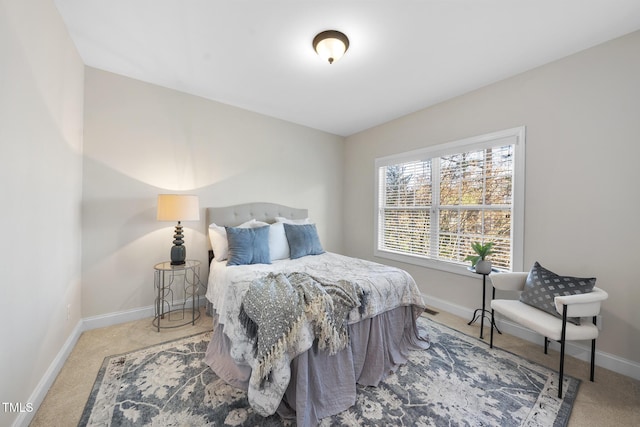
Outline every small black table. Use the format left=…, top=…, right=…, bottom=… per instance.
left=467, top=267, right=501, bottom=339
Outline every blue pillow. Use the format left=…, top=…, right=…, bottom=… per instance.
left=283, top=223, right=325, bottom=259
left=225, top=225, right=271, bottom=266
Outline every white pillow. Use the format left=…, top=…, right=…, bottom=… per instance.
left=208, top=224, right=228, bottom=261
left=269, top=222, right=290, bottom=260
left=208, top=219, right=264, bottom=261
left=275, top=216, right=311, bottom=225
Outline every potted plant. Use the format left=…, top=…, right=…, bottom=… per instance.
left=465, top=241, right=494, bottom=274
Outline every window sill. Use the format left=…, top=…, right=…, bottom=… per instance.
left=374, top=249, right=507, bottom=277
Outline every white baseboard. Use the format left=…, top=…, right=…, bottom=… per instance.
left=12, top=320, right=83, bottom=427
left=423, top=293, right=640, bottom=381
left=83, top=305, right=156, bottom=331
left=83, top=297, right=207, bottom=331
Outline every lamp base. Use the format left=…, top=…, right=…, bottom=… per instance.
left=169, top=221, right=186, bottom=265
left=170, top=244, right=186, bottom=265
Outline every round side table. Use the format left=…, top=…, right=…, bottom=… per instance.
left=153, top=260, right=202, bottom=332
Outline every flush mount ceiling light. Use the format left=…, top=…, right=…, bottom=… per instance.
left=313, top=30, right=349, bottom=64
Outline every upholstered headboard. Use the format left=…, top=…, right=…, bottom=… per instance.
left=205, top=202, right=308, bottom=228
left=205, top=203, right=308, bottom=264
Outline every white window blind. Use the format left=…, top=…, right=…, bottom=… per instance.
left=375, top=127, right=525, bottom=273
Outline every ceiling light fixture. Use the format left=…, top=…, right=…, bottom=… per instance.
left=313, top=30, right=349, bottom=64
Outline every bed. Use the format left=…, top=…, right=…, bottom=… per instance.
left=203, top=202, right=430, bottom=426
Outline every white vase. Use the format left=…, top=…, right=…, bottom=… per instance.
left=475, top=260, right=492, bottom=274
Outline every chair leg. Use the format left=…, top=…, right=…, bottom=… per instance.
left=544, top=337, right=548, bottom=354
left=590, top=338, right=596, bottom=382
left=558, top=305, right=568, bottom=398
left=490, top=308, right=495, bottom=348
left=591, top=315, right=597, bottom=382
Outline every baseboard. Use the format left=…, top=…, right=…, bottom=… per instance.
left=12, top=320, right=83, bottom=427
left=83, top=297, right=207, bottom=331
left=82, top=305, right=155, bottom=331
left=423, top=293, right=640, bottom=381
left=423, top=294, right=472, bottom=320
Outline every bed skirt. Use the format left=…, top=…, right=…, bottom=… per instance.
left=204, top=305, right=430, bottom=426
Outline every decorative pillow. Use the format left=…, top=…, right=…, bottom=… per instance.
left=268, top=222, right=290, bottom=260
left=208, top=219, right=263, bottom=262
left=283, top=223, right=325, bottom=259
left=519, top=262, right=596, bottom=325
left=225, top=225, right=271, bottom=266
left=275, top=216, right=311, bottom=225
left=208, top=223, right=228, bottom=261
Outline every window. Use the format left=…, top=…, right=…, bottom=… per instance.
left=375, top=127, right=525, bottom=273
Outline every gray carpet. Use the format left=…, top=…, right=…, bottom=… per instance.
left=79, top=317, right=578, bottom=426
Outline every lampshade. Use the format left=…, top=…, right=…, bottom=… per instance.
left=157, top=194, right=200, bottom=222
left=157, top=194, right=199, bottom=265
left=313, top=30, right=349, bottom=64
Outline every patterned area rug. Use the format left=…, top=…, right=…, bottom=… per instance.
left=79, top=318, right=578, bottom=426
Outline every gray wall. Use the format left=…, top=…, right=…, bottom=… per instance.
left=344, top=31, right=640, bottom=366
left=0, top=0, right=84, bottom=425
left=81, top=68, right=344, bottom=318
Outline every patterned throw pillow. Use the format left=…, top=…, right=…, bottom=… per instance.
left=519, top=262, right=596, bottom=325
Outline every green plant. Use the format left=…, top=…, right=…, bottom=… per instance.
left=464, top=241, right=495, bottom=267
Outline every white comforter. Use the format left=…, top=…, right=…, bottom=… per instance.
left=205, top=252, right=426, bottom=415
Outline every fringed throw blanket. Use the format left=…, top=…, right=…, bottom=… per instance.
left=238, top=272, right=362, bottom=415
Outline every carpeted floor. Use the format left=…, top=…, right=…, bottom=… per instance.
left=77, top=317, right=578, bottom=426
left=30, top=307, right=640, bottom=426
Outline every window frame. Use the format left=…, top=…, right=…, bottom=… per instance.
left=374, top=126, right=526, bottom=275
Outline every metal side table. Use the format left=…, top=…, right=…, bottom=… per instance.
left=467, top=266, right=501, bottom=339
left=153, top=260, right=201, bottom=332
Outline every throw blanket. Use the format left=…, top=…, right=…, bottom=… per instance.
left=238, top=272, right=362, bottom=415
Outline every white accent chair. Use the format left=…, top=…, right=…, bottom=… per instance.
left=489, top=272, right=608, bottom=398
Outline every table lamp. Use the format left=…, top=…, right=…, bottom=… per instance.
left=157, top=194, right=200, bottom=265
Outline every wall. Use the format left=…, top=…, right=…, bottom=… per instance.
left=0, top=0, right=84, bottom=425
left=344, top=31, right=640, bottom=368
left=81, top=68, right=344, bottom=318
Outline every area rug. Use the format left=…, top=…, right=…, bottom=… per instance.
left=79, top=318, right=579, bottom=426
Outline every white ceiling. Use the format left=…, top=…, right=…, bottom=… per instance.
left=54, top=0, right=640, bottom=137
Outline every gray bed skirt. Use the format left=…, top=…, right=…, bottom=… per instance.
left=204, top=305, right=430, bottom=426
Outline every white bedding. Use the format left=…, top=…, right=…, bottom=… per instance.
left=207, top=252, right=425, bottom=336
left=205, top=252, right=427, bottom=416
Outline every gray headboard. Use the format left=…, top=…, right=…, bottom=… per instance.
left=205, top=202, right=308, bottom=228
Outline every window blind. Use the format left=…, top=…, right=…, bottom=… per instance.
left=375, top=127, right=525, bottom=272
